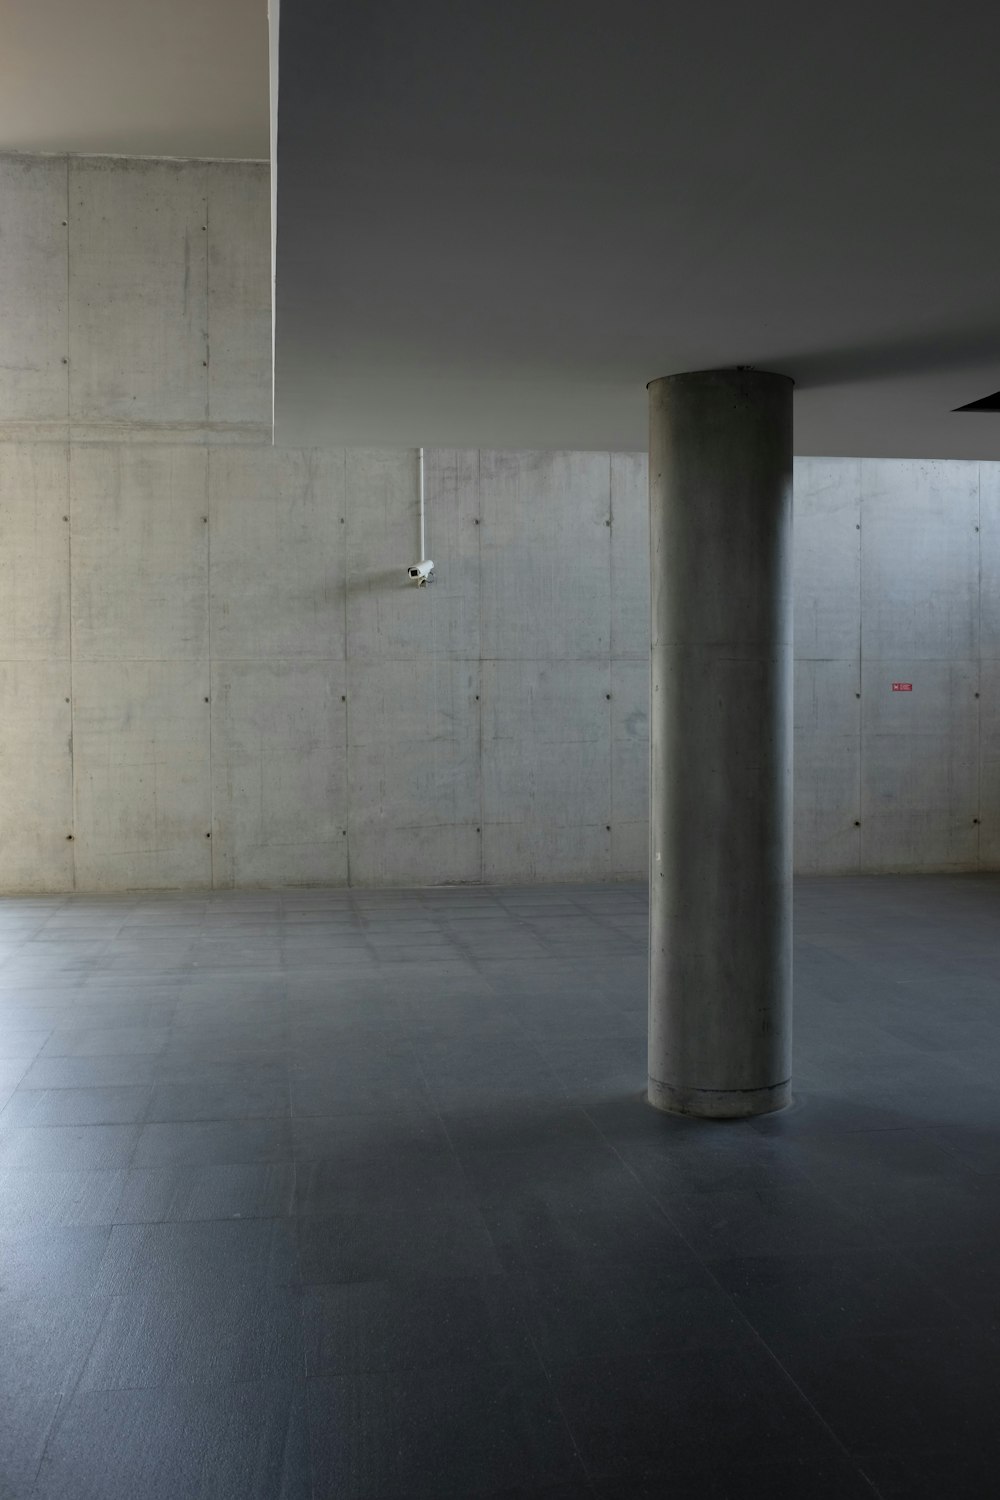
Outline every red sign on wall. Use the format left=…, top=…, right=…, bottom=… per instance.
left=892, top=682, right=913, bottom=692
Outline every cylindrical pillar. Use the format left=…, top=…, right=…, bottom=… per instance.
left=648, top=369, right=793, bottom=1119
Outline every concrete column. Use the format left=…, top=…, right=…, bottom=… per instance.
left=648, top=369, right=793, bottom=1118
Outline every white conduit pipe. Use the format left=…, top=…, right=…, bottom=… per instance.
left=407, top=448, right=434, bottom=584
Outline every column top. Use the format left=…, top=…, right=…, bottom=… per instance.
left=647, top=368, right=794, bottom=391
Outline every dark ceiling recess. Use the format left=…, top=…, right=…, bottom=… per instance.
left=954, top=391, right=1000, bottom=412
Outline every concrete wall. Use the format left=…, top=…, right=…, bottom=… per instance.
left=792, top=457, right=991, bottom=874
left=0, top=152, right=996, bottom=889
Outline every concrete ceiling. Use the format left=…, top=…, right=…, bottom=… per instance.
left=274, top=0, right=1000, bottom=456
left=0, top=0, right=269, bottom=159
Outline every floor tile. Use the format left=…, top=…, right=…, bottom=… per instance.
left=17, top=1055, right=160, bottom=1090
left=0, top=1123, right=141, bottom=1172
left=40, top=1026, right=170, bottom=1057
left=0, top=1167, right=126, bottom=1229
left=774, top=1324, right=1000, bottom=1455
left=33, top=1379, right=310, bottom=1500
left=440, top=1101, right=604, bottom=1155
left=711, top=1248, right=960, bottom=1347
left=132, top=1118, right=292, bottom=1169
left=307, top=1363, right=584, bottom=1499
left=464, top=1139, right=695, bottom=1276
left=298, top=1200, right=503, bottom=1284
left=509, top=1258, right=750, bottom=1366
left=1, top=1085, right=152, bottom=1127
left=146, top=1074, right=290, bottom=1123
left=303, top=1277, right=536, bottom=1375
left=593, top=1453, right=876, bottom=1498
left=79, top=1284, right=303, bottom=1391
left=0, top=1225, right=112, bottom=1297
left=855, top=1446, right=1000, bottom=1499
left=0, top=1388, right=65, bottom=1500
left=294, top=1150, right=466, bottom=1216
left=290, top=1109, right=449, bottom=1164
left=94, top=1219, right=299, bottom=1297
left=113, top=1163, right=296, bottom=1223
left=657, top=1177, right=873, bottom=1261
left=0, top=1029, right=50, bottom=1060
left=289, top=1056, right=431, bottom=1116
left=549, top=1345, right=831, bottom=1482
left=0, top=1291, right=110, bottom=1397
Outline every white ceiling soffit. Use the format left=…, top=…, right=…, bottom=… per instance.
left=0, top=0, right=269, bottom=159
left=273, top=0, right=1000, bottom=456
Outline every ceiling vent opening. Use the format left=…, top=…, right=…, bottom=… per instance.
left=954, top=391, right=1000, bottom=412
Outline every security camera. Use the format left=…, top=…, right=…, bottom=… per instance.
left=407, top=559, right=435, bottom=586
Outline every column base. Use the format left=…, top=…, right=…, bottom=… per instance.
left=647, top=1076, right=791, bottom=1120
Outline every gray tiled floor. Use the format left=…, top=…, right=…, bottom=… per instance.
left=2, top=876, right=1000, bottom=1497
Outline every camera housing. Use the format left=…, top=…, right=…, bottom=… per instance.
left=407, top=559, right=435, bottom=586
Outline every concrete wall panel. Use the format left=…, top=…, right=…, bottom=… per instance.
left=611, top=820, right=648, bottom=881
left=794, top=658, right=861, bottom=873
left=349, top=824, right=483, bottom=889
left=611, top=658, right=648, bottom=823
left=860, top=659, right=979, bottom=871
left=482, top=658, right=611, bottom=881
left=611, top=451, right=649, bottom=659
left=70, top=446, right=208, bottom=661
left=0, top=156, right=69, bottom=431
left=793, top=457, right=861, bottom=659
left=68, top=158, right=209, bottom=435
left=211, top=659, right=348, bottom=887
left=346, top=448, right=480, bottom=660
left=860, top=458, right=980, bottom=660
left=611, top=658, right=648, bottom=878
left=0, top=443, right=70, bottom=660
left=347, top=657, right=481, bottom=886
left=209, top=447, right=346, bottom=659
left=483, top=821, right=611, bottom=885
left=206, top=162, right=271, bottom=433
left=480, top=451, right=611, bottom=659
left=0, top=662, right=73, bottom=891
left=979, top=462, right=1000, bottom=659
left=72, top=661, right=211, bottom=890
left=977, top=658, right=1000, bottom=867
